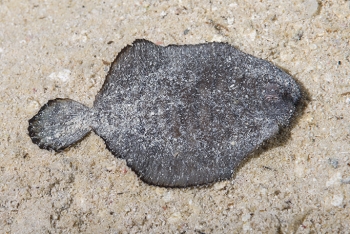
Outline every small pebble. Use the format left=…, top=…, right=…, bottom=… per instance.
left=48, top=69, right=71, bottom=82
left=328, top=158, right=339, bottom=169
left=304, top=0, right=319, bottom=17
left=346, top=97, right=350, bottom=105
left=331, top=194, right=344, bottom=207
left=341, top=177, right=350, bottom=184
left=168, top=212, right=182, bottom=223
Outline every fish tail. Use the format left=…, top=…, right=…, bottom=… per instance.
left=28, top=98, right=93, bottom=152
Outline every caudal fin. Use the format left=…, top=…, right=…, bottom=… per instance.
left=28, top=98, right=92, bottom=152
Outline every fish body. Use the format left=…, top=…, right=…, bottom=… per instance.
left=29, top=39, right=301, bottom=187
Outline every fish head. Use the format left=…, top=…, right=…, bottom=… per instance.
left=261, top=71, right=301, bottom=127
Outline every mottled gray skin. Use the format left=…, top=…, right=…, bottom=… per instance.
left=29, top=39, right=301, bottom=187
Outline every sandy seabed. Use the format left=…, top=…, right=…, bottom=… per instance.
left=1, top=0, right=350, bottom=233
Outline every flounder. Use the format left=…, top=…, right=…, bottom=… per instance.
left=28, top=39, right=301, bottom=187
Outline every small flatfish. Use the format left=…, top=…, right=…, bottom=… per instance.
left=28, top=39, right=301, bottom=187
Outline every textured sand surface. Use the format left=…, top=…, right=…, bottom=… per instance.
left=1, top=0, right=350, bottom=233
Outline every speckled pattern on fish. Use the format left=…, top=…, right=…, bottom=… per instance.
left=28, top=39, right=301, bottom=187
